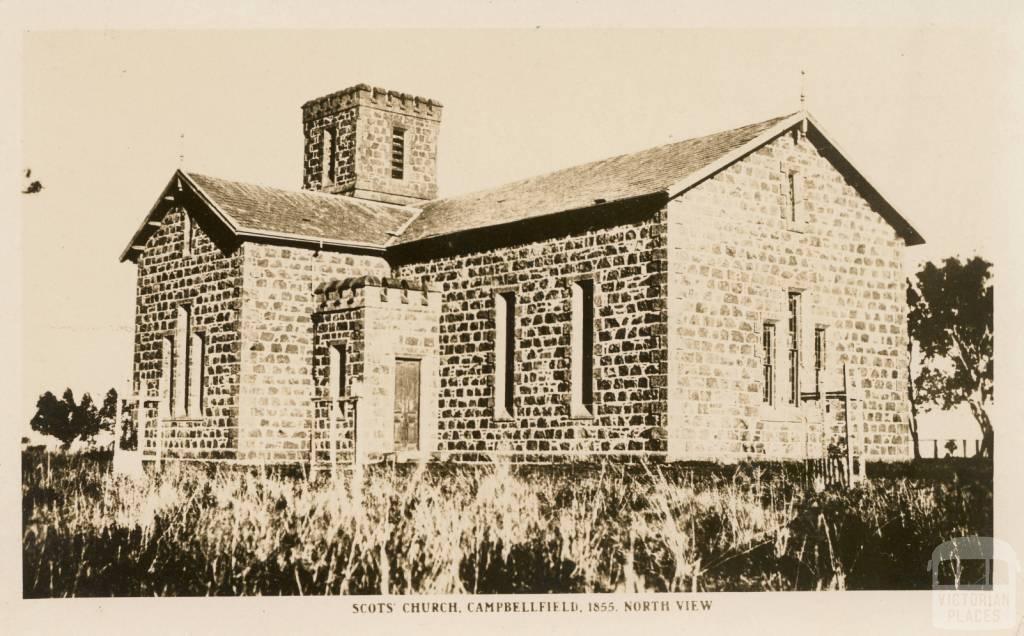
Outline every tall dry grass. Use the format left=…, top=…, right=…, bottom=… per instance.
left=22, top=450, right=991, bottom=596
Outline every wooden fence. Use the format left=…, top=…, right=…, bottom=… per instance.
left=310, top=396, right=359, bottom=477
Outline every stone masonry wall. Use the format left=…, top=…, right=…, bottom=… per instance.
left=237, top=243, right=391, bottom=463
left=666, top=130, right=911, bottom=462
left=302, top=107, right=358, bottom=193
left=132, top=206, right=243, bottom=460
left=393, top=209, right=668, bottom=459
left=350, top=103, right=441, bottom=204
left=313, top=281, right=442, bottom=461
left=310, top=297, right=365, bottom=463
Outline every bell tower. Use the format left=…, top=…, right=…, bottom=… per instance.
left=301, top=84, right=443, bottom=205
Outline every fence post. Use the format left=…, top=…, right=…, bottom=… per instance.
left=329, top=399, right=338, bottom=479
left=138, top=397, right=148, bottom=458
left=308, top=405, right=317, bottom=481
left=933, top=439, right=938, bottom=459
left=352, top=398, right=358, bottom=463
left=842, top=364, right=856, bottom=485
left=155, top=412, right=163, bottom=470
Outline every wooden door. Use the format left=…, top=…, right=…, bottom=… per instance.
left=394, top=358, right=421, bottom=451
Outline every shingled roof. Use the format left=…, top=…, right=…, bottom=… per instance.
left=186, top=173, right=416, bottom=246
left=120, top=171, right=417, bottom=261
left=121, top=109, right=923, bottom=262
left=396, top=114, right=793, bottom=245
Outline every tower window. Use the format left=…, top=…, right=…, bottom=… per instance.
left=322, top=127, right=336, bottom=185
left=787, top=292, right=802, bottom=405
left=571, top=279, right=595, bottom=416
left=494, top=292, right=515, bottom=419
left=391, top=127, right=406, bottom=179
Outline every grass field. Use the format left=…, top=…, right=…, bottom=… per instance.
left=22, top=449, right=992, bottom=596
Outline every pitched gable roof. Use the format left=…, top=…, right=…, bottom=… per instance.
left=120, top=110, right=924, bottom=263
left=396, top=114, right=794, bottom=245
left=397, top=111, right=923, bottom=246
left=119, top=171, right=417, bottom=261
left=186, top=173, right=417, bottom=246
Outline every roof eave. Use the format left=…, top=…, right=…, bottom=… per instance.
left=235, top=228, right=387, bottom=252
left=118, top=172, right=186, bottom=263
left=394, top=190, right=669, bottom=248
left=802, top=112, right=925, bottom=246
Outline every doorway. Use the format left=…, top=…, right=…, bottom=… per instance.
left=394, top=358, right=421, bottom=451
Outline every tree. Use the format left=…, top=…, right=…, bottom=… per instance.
left=73, top=392, right=100, bottom=440
left=29, top=387, right=114, bottom=450
left=99, top=388, right=118, bottom=433
left=944, top=439, right=958, bottom=458
left=906, top=282, right=922, bottom=459
left=907, top=256, right=993, bottom=458
left=30, top=391, right=75, bottom=449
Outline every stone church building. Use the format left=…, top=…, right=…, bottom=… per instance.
left=120, top=84, right=923, bottom=470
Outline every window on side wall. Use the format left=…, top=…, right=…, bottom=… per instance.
left=175, top=305, right=190, bottom=417
left=161, top=335, right=174, bottom=418
left=571, top=279, right=595, bottom=417
left=762, top=322, right=776, bottom=406
left=189, top=331, right=205, bottom=416
left=787, top=291, right=802, bottom=405
left=494, top=292, right=515, bottom=419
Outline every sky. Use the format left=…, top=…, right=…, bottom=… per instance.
left=14, top=28, right=1021, bottom=439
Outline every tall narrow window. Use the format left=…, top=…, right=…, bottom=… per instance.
left=182, top=210, right=193, bottom=257
left=391, top=127, right=406, bottom=179
left=161, top=335, right=175, bottom=418
left=571, top=280, right=595, bottom=416
left=786, top=170, right=804, bottom=224
left=787, top=292, right=801, bottom=405
left=814, top=326, right=827, bottom=395
left=188, top=332, right=205, bottom=416
left=175, top=305, right=190, bottom=417
left=494, top=292, right=515, bottom=418
left=762, top=323, right=775, bottom=406
left=322, top=127, right=336, bottom=185
left=329, top=343, right=347, bottom=399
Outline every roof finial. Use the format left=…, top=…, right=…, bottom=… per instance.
left=178, top=132, right=185, bottom=167
left=799, top=69, right=806, bottom=111
left=799, top=69, right=808, bottom=136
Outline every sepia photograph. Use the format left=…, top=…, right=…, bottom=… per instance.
left=5, top=5, right=1022, bottom=634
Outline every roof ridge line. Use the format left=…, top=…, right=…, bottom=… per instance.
left=423, top=112, right=798, bottom=206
